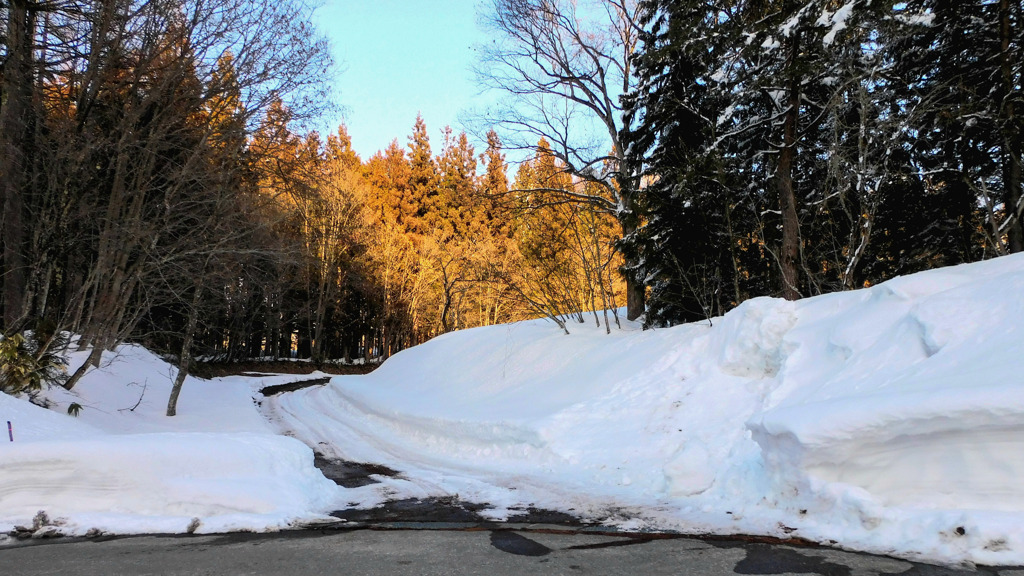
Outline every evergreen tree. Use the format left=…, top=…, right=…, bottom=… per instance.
left=888, top=0, right=1021, bottom=257
left=624, top=0, right=988, bottom=324
left=434, top=128, right=479, bottom=235
left=622, top=0, right=750, bottom=325
left=407, top=114, right=437, bottom=235
left=480, top=130, right=511, bottom=236
left=721, top=0, right=874, bottom=299
left=364, top=140, right=411, bottom=224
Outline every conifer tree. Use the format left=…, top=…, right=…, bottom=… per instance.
left=436, top=128, right=480, bottom=236
left=480, top=130, right=511, bottom=236
left=889, top=0, right=1022, bottom=257
left=407, top=114, right=437, bottom=235
left=364, top=140, right=411, bottom=224
left=625, top=0, right=946, bottom=322
left=622, top=0, right=745, bottom=324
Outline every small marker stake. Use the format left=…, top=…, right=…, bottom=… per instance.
left=7, top=420, right=12, bottom=442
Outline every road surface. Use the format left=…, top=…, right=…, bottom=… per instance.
left=2, top=525, right=1020, bottom=576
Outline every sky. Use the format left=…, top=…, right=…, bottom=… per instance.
left=313, top=0, right=490, bottom=161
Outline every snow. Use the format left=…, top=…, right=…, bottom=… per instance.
left=5, top=253, right=1024, bottom=566
left=0, top=433, right=336, bottom=535
left=821, top=2, right=855, bottom=46
left=270, top=253, right=1024, bottom=566
left=0, top=345, right=341, bottom=537
left=896, top=12, right=936, bottom=27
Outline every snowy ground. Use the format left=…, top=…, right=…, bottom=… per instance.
left=4, top=254, right=1024, bottom=566
left=0, top=348, right=341, bottom=536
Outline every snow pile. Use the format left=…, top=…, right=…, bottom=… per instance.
left=753, top=260, right=1024, bottom=514
left=0, top=433, right=335, bottom=535
left=5, top=254, right=1024, bottom=564
left=270, top=253, right=1024, bottom=566
left=0, top=345, right=341, bottom=536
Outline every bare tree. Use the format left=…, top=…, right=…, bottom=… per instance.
left=476, top=0, right=646, bottom=320
left=1, top=0, right=45, bottom=331
left=1, top=0, right=332, bottom=393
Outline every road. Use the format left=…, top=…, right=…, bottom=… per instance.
left=2, top=525, right=1020, bottom=576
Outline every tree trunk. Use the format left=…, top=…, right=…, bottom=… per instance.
left=440, top=283, right=454, bottom=333
left=267, top=291, right=281, bottom=358
left=167, top=287, right=203, bottom=417
left=621, top=218, right=645, bottom=321
left=723, top=197, right=742, bottom=306
left=1000, top=0, right=1024, bottom=253
left=777, top=31, right=802, bottom=301
left=1, top=1, right=36, bottom=330
left=312, top=287, right=328, bottom=363
left=63, top=345, right=103, bottom=391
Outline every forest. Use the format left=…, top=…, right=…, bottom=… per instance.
left=1, top=0, right=1021, bottom=413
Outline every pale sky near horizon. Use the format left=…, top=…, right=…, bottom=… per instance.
left=314, top=0, right=490, bottom=161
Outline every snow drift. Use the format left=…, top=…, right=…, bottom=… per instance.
left=0, top=432, right=335, bottom=534
left=271, top=253, right=1024, bottom=566
left=0, top=345, right=340, bottom=536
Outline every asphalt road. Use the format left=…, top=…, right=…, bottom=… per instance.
left=2, top=526, right=1021, bottom=576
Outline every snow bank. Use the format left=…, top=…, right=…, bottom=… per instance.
left=0, top=433, right=336, bottom=535
left=0, top=344, right=342, bottom=537
left=746, top=257, right=1024, bottom=564
left=271, top=253, right=1024, bottom=566
left=6, top=253, right=1024, bottom=564
left=0, top=384, right=104, bottom=442
left=753, top=257, right=1024, bottom=509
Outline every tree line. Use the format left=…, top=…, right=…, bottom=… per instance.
left=477, top=0, right=1022, bottom=326
left=0, top=0, right=624, bottom=415
left=620, top=0, right=1023, bottom=325
left=1, top=0, right=333, bottom=409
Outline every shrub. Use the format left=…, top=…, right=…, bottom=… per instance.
left=0, top=332, right=68, bottom=394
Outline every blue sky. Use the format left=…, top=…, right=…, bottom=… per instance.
left=314, top=0, right=488, bottom=160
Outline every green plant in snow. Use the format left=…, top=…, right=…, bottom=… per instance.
left=0, top=332, right=68, bottom=394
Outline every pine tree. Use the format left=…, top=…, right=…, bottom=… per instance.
left=622, top=0, right=749, bottom=325
left=406, top=114, right=437, bottom=235
left=480, top=130, right=511, bottom=236
left=888, top=0, right=1022, bottom=257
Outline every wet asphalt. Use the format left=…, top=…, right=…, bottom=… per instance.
left=2, top=526, right=1021, bottom=576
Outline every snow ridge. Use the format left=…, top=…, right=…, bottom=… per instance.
left=273, top=253, right=1024, bottom=566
